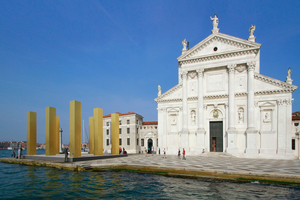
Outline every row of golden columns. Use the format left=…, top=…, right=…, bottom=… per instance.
left=27, top=100, right=120, bottom=157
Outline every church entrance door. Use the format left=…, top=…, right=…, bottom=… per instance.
left=148, top=139, right=153, bottom=154
left=210, top=121, right=223, bottom=152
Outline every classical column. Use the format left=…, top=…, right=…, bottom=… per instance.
left=163, top=108, right=167, bottom=149
left=245, top=62, right=258, bottom=154
left=70, top=100, right=81, bottom=158
left=277, top=99, right=286, bottom=154
left=196, top=68, right=206, bottom=153
left=46, top=107, right=56, bottom=156
left=226, top=64, right=238, bottom=154
left=27, top=111, right=37, bottom=155
left=180, top=70, right=189, bottom=151
left=111, top=113, right=120, bottom=155
left=286, top=99, right=294, bottom=156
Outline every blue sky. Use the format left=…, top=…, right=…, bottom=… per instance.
left=0, top=0, right=299, bottom=143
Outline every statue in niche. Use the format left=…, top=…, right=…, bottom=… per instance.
left=171, top=115, right=177, bottom=125
left=191, top=110, right=196, bottom=125
left=263, top=112, right=271, bottom=123
left=238, top=108, right=244, bottom=123
left=249, top=25, right=256, bottom=37
left=210, top=14, right=219, bottom=30
left=158, top=84, right=161, bottom=96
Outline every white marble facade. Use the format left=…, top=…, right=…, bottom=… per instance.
left=155, top=16, right=298, bottom=159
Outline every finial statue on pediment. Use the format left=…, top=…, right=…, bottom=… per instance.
left=286, top=68, right=293, bottom=84
left=210, top=14, right=219, bottom=34
left=158, top=84, right=161, bottom=96
left=181, top=39, right=189, bottom=54
left=248, top=25, right=256, bottom=42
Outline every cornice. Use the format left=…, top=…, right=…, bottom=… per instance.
left=254, top=73, right=298, bottom=92
left=255, top=89, right=296, bottom=95
left=179, top=48, right=259, bottom=65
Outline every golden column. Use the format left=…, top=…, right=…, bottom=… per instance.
left=94, top=108, right=103, bottom=156
left=70, top=100, right=81, bottom=157
left=56, top=116, right=60, bottom=154
left=89, top=116, right=95, bottom=154
left=27, top=111, right=37, bottom=155
left=111, top=113, right=119, bottom=155
left=46, top=107, right=56, bottom=156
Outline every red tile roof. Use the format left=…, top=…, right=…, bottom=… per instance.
left=292, top=111, right=300, bottom=120
left=143, top=121, right=158, bottom=125
left=103, top=112, right=137, bottom=118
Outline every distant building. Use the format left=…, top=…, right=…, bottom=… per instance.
left=138, top=121, right=158, bottom=153
left=103, top=112, right=143, bottom=154
left=292, top=111, right=300, bottom=159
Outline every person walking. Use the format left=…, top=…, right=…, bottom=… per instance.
left=144, top=147, right=147, bottom=157
left=64, top=147, right=68, bottom=162
left=163, top=148, right=166, bottom=159
left=183, top=148, right=186, bottom=160
left=151, top=146, right=154, bottom=156
left=178, top=148, right=181, bottom=159
left=11, top=150, right=15, bottom=158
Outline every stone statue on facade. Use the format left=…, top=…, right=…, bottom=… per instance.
left=191, top=110, right=196, bottom=124
left=248, top=25, right=256, bottom=42
left=286, top=68, right=293, bottom=84
left=210, top=14, right=219, bottom=34
left=181, top=39, right=189, bottom=54
left=158, top=84, right=161, bottom=96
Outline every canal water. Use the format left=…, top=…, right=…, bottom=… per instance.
left=1, top=150, right=300, bottom=199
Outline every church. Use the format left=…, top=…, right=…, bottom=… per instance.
left=155, top=15, right=298, bottom=159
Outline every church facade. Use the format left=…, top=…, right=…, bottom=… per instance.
left=155, top=16, right=297, bottom=159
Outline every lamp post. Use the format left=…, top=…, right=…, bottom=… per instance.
left=59, top=128, right=63, bottom=153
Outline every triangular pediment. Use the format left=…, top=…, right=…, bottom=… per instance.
left=254, top=73, right=297, bottom=94
left=178, top=33, right=261, bottom=62
left=155, top=84, right=182, bottom=103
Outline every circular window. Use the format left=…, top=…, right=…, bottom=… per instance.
left=213, top=47, right=218, bottom=51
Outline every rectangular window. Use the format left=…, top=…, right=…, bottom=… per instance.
left=141, top=139, right=144, bottom=146
left=106, top=122, right=109, bottom=126
left=127, top=138, right=130, bottom=145
left=292, top=139, right=296, bottom=150
left=127, top=128, right=130, bottom=134
left=107, top=139, right=109, bottom=146
left=106, top=129, right=109, bottom=135
left=119, top=138, right=122, bottom=146
left=127, top=119, right=130, bottom=124
left=119, top=120, right=122, bottom=125
left=155, top=126, right=157, bottom=129
left=136, top=120, right=138, bottom=124
left=137, top=139, right=139, bottom=145
left=119, top=128, right=122, bottom=134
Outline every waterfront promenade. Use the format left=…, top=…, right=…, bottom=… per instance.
left=2, top=153, right=300, bottom=184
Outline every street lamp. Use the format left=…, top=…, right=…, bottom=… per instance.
left=59, top=128, right=63, bottom=153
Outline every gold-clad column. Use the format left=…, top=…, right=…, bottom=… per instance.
left=111, top=113, right=119, bottom=155
left=89, top=116, right=95, bottom=154
left=70, top=100, right=81, bottom=157
left=27, top=111, right=37, bottom=155
left=94, top=108, right=103, bottom=156
left=46, top=107, right=56, bottom=156
left=56, top=116, right=60, bottom=154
